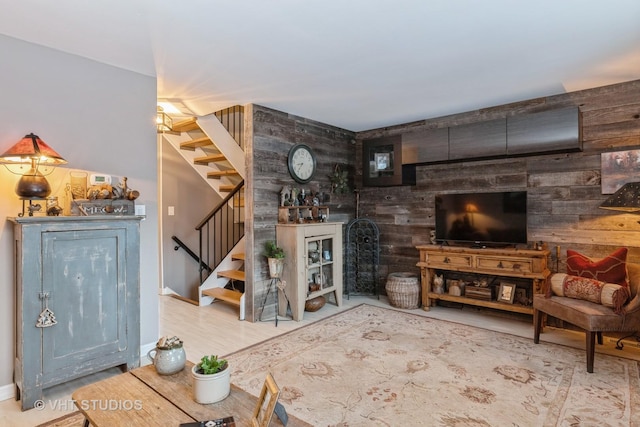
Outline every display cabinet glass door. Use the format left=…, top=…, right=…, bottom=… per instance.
left=306, top=235, right=335, bottom=298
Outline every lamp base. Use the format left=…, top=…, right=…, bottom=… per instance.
left=18, top=198, right=46, bottom=217
left=16, top=170, right=51, bottom=198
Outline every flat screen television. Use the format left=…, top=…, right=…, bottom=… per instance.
left=435, top=191, right=527, bottom=247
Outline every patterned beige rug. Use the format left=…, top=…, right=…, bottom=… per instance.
left=227, top=304, right=640, bottom=426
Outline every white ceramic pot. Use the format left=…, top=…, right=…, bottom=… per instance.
left=191, top=364, right=231, bottom=404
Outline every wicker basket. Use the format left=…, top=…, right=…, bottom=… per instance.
left=385, top=272, right=420, bottom=309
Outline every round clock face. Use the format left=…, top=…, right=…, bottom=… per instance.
left=288, top=144, right=316, bottom=184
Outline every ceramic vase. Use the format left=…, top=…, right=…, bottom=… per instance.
left=147, top=346, right=186, bottom=375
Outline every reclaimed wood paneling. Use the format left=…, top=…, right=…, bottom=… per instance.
left=355, top=80, right=640, bottom=289
left=247, top=105, right=356, bottom=321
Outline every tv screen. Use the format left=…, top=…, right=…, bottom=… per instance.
left=435, top=191, right=527, bottom=247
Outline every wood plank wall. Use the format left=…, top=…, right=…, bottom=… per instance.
left=355, top=80, right=640, bottom=288
left=246, top=105, right=356, bottom=321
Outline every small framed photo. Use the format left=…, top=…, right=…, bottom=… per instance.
left=374, top=152, right=392, bottom=172
left=252, top=373, right=280, bottom=427
left=497, top=282, right=516, bottom=304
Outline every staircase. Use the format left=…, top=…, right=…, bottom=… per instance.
left=162, top=107, right=247, bottom=319
left=202, top=252, right=246, bottom=320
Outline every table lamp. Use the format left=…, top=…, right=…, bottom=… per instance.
left=0, top=133, right=67, bottom=198
left=599, top=182, right=640, bottom=212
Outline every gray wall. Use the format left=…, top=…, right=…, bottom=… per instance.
left=0, top=35, right=159, bottom=395
left=160, top=139, right=221, bottom=301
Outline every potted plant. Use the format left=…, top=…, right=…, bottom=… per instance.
left=191, top=355, right=230, bottom=404
left=264, top=241, right=285, bottom=278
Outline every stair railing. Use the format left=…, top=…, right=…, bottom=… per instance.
left=196, top=180, right=245, bottom=284
left=214, top=105, right=244, bottom=149
left=172, top=235, right=212, bottom=274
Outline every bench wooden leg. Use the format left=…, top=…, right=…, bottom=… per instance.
left=586, top=331, right=596, bottom=373
left=533, top=309, right=543, bottom=344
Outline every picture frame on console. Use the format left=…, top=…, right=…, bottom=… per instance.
left=497, top=282, right=516, bottom=304
left=252, top=373, right=281, bottom=427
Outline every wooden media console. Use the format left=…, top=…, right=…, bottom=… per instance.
left=416, top=245, right=551, bottom=315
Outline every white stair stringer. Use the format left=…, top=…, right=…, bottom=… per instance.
left=199, top=237, right=246, bottom=320
left=161, top=132, right=233, bottom=198
left=197, top=114, right=246, bottom=179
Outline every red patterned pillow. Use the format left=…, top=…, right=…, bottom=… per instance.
left=550, top=273, right=629, bottom=314
left=566, top=247, right=629, bottom=289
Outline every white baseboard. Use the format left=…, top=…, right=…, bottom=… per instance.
left=0, top=382, right=15, bottom=402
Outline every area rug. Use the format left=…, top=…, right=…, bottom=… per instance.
left=227, top=304, right=640, bottom=427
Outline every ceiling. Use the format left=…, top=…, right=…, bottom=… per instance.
left=1, top=1, right=639, bottom=132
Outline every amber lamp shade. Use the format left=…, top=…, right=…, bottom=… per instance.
left=599, top=182, right=640, bottom=213
left=0, top=133, right=67, bottom=198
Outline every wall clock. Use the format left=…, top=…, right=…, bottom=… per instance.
left=288, top=144, right=316, bottom=184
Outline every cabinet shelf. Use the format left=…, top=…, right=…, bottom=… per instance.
left=308, top=285, right=338, bottom=300
left=426, top=292, right=534, bottom=315
left=278, top=205, right=329, bottom=224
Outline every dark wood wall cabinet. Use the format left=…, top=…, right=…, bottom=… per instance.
left=11, top=216, right=141, bottom=410
left=362, top=107, right=582, bottom=186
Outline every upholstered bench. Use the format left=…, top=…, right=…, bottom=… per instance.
left=533, top=262, right=640, bottom=373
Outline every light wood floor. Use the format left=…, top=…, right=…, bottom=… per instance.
left=2, top=294, right=639, bottom=426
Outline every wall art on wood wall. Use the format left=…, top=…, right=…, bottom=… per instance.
left=601, top=149, right=640, bottom=194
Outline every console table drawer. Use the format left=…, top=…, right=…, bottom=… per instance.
left=476, top=256, right=533, bottom=274
left=426, top=254, right=473, bottom=268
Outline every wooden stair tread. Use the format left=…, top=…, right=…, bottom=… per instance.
left=220, top=184, right=244, bottom=192
left=180, top=136, right=212, bottom=150
left=231, top=253, right=245, bottom=261
left=202, top=288, right=243, bottom=305
left=217, top=270, right=245, bottom=281
left=194, top=154, right=227, bottom=165
left=171, top=117, right=199, bottom=132
left=207, top=170, right=240, bottom=179
left=220, top=184, right=239, bottom=192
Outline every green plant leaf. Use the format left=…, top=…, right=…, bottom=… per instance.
left=197, top=355, right=228, bottom=375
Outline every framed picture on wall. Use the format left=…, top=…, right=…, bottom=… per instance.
left=601, top=149, right=640, bottom=194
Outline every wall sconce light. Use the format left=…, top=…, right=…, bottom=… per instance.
left=599, top=182, right=640, bottom=212
left=0, top=133, right=67, bottom=199
left=157, top=106, right=173, bottom=132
